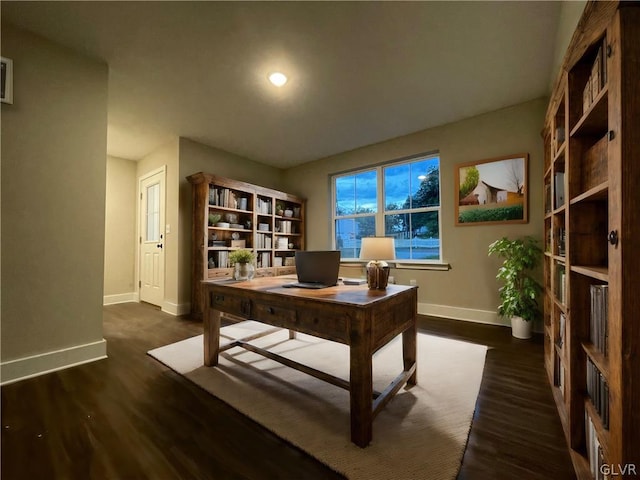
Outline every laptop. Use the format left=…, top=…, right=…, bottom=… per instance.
left=282, top=250, right=340, bottom=289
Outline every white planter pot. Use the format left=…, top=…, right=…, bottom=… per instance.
left=511, top=315, right=532, bottom=339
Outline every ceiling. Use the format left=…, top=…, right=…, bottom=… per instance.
left=2, top=1, right=562, bottom=168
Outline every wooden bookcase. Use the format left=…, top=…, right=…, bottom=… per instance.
left=187, top=172, right=305, bottom=319
left=542, top=2, right=639, bottom=478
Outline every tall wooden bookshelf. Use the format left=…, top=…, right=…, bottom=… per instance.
left=188, top=172, right=305, bottom=320
left=542, top=2, right=639, bottom=478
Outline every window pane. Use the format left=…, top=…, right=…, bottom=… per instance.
left=384, top=163, right=410, bottom=210
left=335, top=216, right=376, bottom=258
left=384, top=211, right=440, bottom=260
left=335, top=170, right=377, bottom=216
left=146, top=183, right=160, bottom=242
left=384, top=157, right=440, bottom=210
left=411, top=158, right=440, bottom=208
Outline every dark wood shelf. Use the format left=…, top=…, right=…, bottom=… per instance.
left=570, top=181, right=608, bottom=205
left=542, top=3, right=640, bottom=476
left=570, top=86, right=608, bottom=138
left=582, top=341, right=610, bottom=381
left=584, top=398, right=611, bottom=462
left=570, top=264, right=608, bottom=282
left=188, top=172, right=305, bottom=320
left=569, top=449, right=595, bottom=480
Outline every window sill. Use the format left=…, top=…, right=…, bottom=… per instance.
left=341, top=261, right=451, bottom=271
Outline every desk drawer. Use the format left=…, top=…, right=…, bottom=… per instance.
left=210, top=292, right=251, bottom=318
left=253, top=302, right=297, bottom=327
left=252, top=303, right=347, bottom=343
left=295, top=309, right=348, bottom=344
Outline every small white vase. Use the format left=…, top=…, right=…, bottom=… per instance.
left=233, top=262, right=255, bottom=281
left=511, top=315, right=532, bottom=339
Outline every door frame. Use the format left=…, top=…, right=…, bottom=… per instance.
left=135, top=165, right=167, bottom=307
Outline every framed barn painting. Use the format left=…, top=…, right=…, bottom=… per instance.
left=455, top=153, right=528, bottom=226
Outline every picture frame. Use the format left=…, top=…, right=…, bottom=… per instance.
left=455, top=153, right=528, bottom=226
left=1, top=56, right=13, bottom=105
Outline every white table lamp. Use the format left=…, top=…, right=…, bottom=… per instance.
left=360, top=237, right=395, bottom=289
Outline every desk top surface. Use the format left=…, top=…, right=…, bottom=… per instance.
left=203, top=275, right=417, bottom=307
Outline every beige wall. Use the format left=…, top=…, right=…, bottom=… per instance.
left=177, top=138, right=284, bottom=308
left=104, top=156, right=137, bottom=301
left=136, top=138, right=180, bottom=313
left=1, top=24, right=108, bottom=382
left=283, top=98, right=547, bottom=326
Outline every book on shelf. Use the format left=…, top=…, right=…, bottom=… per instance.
left=257, top=251, right=271, bottom=268
left=278, top=220, right=294, bottom=234
left=582, top=41, right=608, bottom=116
left=555, top=126, right=565, bottom=147
left=255, top=233, right=272, bottom=249
left=590, top=284, right=609, bottom=356
left=591, top=46, right=602, bottom=100
left=546, top=228, right=552, bottom=253
left=544, top=183, right=552, bottom=213
left=208, top=250, right=230, bottom=269
left=557, top=227, right=566, bottom=257
left=208, top=187, right=242, bottom=209
left=586, top=357, right=610, bottom=430
left=256, top=198, right=272, bottom=214
left=554, top=172, right=565, bottom=208
left=559, top=313, right=566, bottom=347
left=554, top=354, right=564, bottom=397
left=585, top=413, right=608, bottom=480
left=557, top=265, right=566, bottom=304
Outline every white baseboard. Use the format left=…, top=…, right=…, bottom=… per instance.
left=103, top=292, right=138, bottom=305
left=419, top=302, right=508, bottom=327
left=162, top=301, right=190, bottom=317
left=1, top=339, right=107, bottom=386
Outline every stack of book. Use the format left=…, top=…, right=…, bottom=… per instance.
left=585, top=413, right=607, bottom=480
left=558, top=313, right=566, bottom=348
left=256, top=198, right=272, bottom=214
left=583, top=39, right=608, bottom=114
left=255, top=233, right=272, bottom=249
left=557, top=227, right=566, bottom=257
left=209, top=251, right=229, bottom=268
left=586, top=357, right=609, bottom=429
left=590, top=284, right=609, bottom=355
left=257, top=252, right=271, bottom=268
left=557, top=264, right=567, bottom=305
left=554, top=172, right=565, bottom=209
left=554, top=354, right=565, bottom=398
left=209, top=187, right=239, bottom=209
left=278, top=220, right=294, bottom=234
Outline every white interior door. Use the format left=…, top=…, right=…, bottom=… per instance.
left=139, top=170, right=165, bottom=307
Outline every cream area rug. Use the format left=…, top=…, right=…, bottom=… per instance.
left=148, top=321, right=487, bottom=480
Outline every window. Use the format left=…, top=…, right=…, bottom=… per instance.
left=332, top=153, right=441, bottom=262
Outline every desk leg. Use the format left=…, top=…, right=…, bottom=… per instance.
left=350, top=321, right=373, bottom=448
left=204, top=291, right=221, bottom=367
left=403, top=318, right=418, bottom=385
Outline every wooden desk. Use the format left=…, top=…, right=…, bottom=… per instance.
left=203, top=276, right=418, bottom=447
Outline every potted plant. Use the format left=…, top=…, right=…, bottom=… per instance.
left=488, top=236, right=543, bottom=339
left=229, top=249, right=256, bottom=281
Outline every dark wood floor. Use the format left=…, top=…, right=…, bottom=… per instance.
left=1, top=302, right=576, bottom=479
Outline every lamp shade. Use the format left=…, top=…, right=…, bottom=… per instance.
left=359, top=237, right=396, bottom=261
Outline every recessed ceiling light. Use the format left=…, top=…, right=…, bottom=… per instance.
left=268, top=72, right=288, bottom=87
